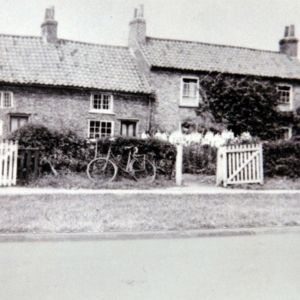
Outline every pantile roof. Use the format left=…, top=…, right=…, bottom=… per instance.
left=140, top=37, right=300, bottom=80
left=0, top=34, right=151, bottom=94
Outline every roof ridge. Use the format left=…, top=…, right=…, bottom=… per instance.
left=0, top=33, right=128, bottom=50
left=146, top=36, right=282, bottom=55
left=60, top=38, right=128, bottom=49
left=0, top=33, right=41, bottom=40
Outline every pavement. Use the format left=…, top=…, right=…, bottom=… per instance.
left=0, top=184, right=300, bottom=195
left=0, top=226, right=300, bottom=243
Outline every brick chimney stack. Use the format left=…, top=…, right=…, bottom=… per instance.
left=129, top=4, right=146, bottom=47
left=41, top=6, right=58, bottom=43
left=279, top=25, right=298, bottom=57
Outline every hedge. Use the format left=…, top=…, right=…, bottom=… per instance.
left=9, top=124, right=300, bottom=179
left=9, top=124, right=90, bottom=173
left=9, top=124, right=176, bottom=177
left=263, top=141, right=300, bottom=178
left=182, top=141, right=300, bottom=178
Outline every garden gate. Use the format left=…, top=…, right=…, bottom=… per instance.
left=17, top=147, right=40, bottom=184
left=216, top=144, right=263, bottom=187
left=0, top=140, right=18, bottom=186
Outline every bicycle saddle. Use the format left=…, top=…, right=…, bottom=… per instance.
left=123, top=145, right=135, bottom=150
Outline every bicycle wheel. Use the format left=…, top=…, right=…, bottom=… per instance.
left=87, top=158, right=117, bottom=184
left=130, top=157, right=156, bottom=183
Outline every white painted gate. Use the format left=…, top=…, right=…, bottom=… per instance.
left=0, top=140, right=18, bottom=186
left=216, top=143, right=263, bottom=187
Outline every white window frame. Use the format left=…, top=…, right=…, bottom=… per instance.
left=278, top=126, right=292, bottom=141
left=0, top=91, right=14, bottom=108
left=89, top=93, right=114, bottom=114
left=277, top=84, right=293, bottom=110
left=87, top=120, right=114, bottom=140
left=180, top=76, right=199, bottom=107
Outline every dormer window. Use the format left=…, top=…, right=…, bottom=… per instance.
left=0, top=92, right=13, bottom=108
left=277, top=85, right=293, bottom=109
left=90, top=93, right=113, bottom=113
left=180, top=77, right=199, bottom=107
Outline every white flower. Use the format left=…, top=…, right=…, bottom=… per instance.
left=141, top=132, right=149, bottom=139
left=241, top=131, right=252, bottom=141
left=169, top=130, right=184, bottom=145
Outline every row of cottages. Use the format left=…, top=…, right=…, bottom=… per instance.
left=1, top=6, right=300, bottom=140
left=128, top=6, right=300, bottom=140
left=0, top=7, right=153, bottom=140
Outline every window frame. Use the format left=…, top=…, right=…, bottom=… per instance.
left=87, top=120, right=115, bottom=140
left=89, top=93, right=114, bottom=114
left=180, top=76, right=200, bottom=107
left=119, top=119, right=139, bottom=137
left=277, top=84, right=293, bottom=110
left=9, top=113, right=29, bottom=132
left=0, top=91, right=14, bottom=109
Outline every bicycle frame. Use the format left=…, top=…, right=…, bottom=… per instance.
left=87, top=139, right=156, bottom=183
left=93, top=140, right=138, bottom=174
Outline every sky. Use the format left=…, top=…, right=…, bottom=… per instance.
left=0, top=0, right=300, bottom=53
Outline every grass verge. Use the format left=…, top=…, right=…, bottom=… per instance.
left=27, top=172, right=175, bottom=189
left=0, top=193, right=299, bottom=233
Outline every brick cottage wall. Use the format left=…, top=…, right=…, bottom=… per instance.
left=0, top=84, right=151, bottom=138
left=148, top=69, right=300, bottom=133
left=149, top=70, right=200, bottom=132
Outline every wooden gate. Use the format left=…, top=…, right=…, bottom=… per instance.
left=216, top=144, right=263, bottom=187
left=17, top=147, right=40, bottom=184
left=0, top=140, right=18, bottom=186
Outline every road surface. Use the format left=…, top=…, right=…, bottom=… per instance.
left=0, top=233, right=299, bottom=300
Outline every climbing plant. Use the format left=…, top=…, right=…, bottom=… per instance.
left=196, top=73, right=290, bottom=140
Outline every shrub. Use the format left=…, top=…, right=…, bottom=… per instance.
left=9, top=124, right=91, bottom=174
left=263, top=141, right=300, bottom=178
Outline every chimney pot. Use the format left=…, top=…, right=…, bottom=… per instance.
left=41, top=6, right=58, bottom=43
left=137, top=4, right=144, bottom=18
left=284, top=26, right=289, bottom=37
left=290, top=24, right=295, bottom=37
left=279, top=25, right=298, bottom=57
left=129, top=5, right=146, bottom=46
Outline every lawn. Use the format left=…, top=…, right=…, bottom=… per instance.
left=0, top=193, right=299, bottom=233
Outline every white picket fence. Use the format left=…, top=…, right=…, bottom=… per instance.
left=216, top=143, right=263, bottom=187
left=0, top=140, right=18, bottom=186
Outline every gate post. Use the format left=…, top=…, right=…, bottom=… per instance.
left=176, top=144, right=183, bottom=186
left=259, top=143, right=264, bottom=185
left=216, top=146, right=224, bottom=186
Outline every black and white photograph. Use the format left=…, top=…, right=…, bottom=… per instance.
left=0, top=0, right=300, bottom=299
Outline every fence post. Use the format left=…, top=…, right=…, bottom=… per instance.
left=176, top=144, right=183, bottom=186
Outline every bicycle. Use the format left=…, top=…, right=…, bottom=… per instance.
left=86, top=139, right=156, bottom=185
